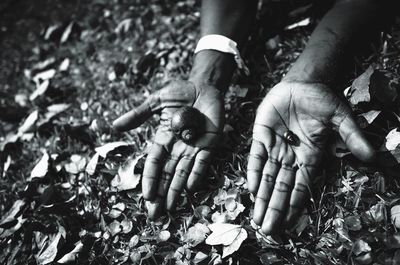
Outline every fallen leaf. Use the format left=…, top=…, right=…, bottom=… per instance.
left=157, top=230, right=171, bottom=242
left=86, top=153, right=100, bottom=175
left=36, top=225, right=66, bottom=265
left=115, top=18, right=132, bottom=34
left=370, top=70, right=398, bottom=106
left=95, top=141, right=130, bottom=158
left=2, top=155, right=11, bottom=177
left=0, top=199, right=25, bottom=226
left=128, top=235, right=140, bottom=249
left=60, top=22, right=74, bottom=43
left=206, top=223, right=248, bottom=257
left=352, top=239, right=371, bottom=256
left=111, top=155, right=144, bottom=191
left=222, top=228, right=247, bottom=258
left=37, top=103, right=71, bottom=127
left=44, top=25, right=61, bottom=40
left=59, top=58, right=70, bottom=72
left=181, top=223, right=210, bottom=247
left=194, top=205, right=211, bottom=219
left=0, top=215, right=26, bottom=238
left=108, top=202, right=126, bottom=219
left=365, top=202, right=385, bottom=223
left=108, top=220, right=122, bottom=236
left=33, top=69, right=56, bottom=84
left=121, top=219, right=133, bottom=234
left=285, top=17, right=311, bottom=30
left=358, top=110, right=381, bottom=126
left=385, top=233, right=400, bottom=249
left=211, top=211, right=228, bottom=223
left=354, top=252, right=372, bottom=264
left=30, top=80, right=50, bottom=101
left=57, top=241, right=84, bottom=264
left=348, top=66, right=374, bottom=106
left=383, top=128, right=400, bottom=151
left=391, top=205, right=400, bottom=229
left=344, top=215, right=362, bottom=231
left=29, top=151, right=50, bottom=181
left=64, top=154, right=87, bottom=174
left=193, top=251, right=208, bottom=264
left=18, top=110, right=39, bottom=135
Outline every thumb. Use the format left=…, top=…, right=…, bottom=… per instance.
left=112, top=94, right=160, bottom=131
left=332, top=102, right=375, bottom=162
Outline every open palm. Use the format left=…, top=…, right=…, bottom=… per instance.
left=113, top=80, right=223, bottom=219
left=247, top=81, right=374, bottom=234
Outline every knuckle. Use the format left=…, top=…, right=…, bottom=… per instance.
left=275, top=181, right=293, bottom=192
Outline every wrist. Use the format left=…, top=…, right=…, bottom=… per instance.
left=189, top=50, right=235, bottom=92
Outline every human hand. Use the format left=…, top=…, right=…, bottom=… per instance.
left=247, top=81, right=375, bottom=234
left=113, top=80, right=223, bottom=219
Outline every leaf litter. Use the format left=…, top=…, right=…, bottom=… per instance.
left=0, top=0, right=400, bottom=265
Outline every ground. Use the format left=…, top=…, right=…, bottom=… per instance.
left=1, top=0, right=400, bottom=265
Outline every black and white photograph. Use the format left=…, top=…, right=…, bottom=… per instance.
left=0, top=0, right=399, bottom=264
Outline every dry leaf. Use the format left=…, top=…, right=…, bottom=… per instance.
left=358, top=110, right=381, bottom=125
left=37, top=225, right=66, bottom=265
left=64, top=154, right=87, bottom=174
left=391, top=205, right=400, bottom=228
left=86, top=153, right=100, bottom=175
left=30, top=80, right=50, bottom=101
left=57, top=241, right=84, bottom=264
left=383, top=128, right=400, bottom=151
left=18, top=110, right=39, bottom=135
left=108, top=220, right=122, bottom=236
left=352, top=239, right=371, bottom=256
left=29, top=151, right=50, bottom=181
left=157, top=230, right=171, bottom=242
left=129, top=235, right=140, bottom=248
left=59, top=58, right=70, bottom=72
left=0, top=215, right=26, bottom=238
left=344, top=215, right=362, bottom=231
left=181, top=223, right=210, bottom=247
left=95, top=141, right=130, bottom=158
left=38, top=103, right=71, bottom=127
left=193, top=251, right=208, bottom=264
left=206, top=223, right=248, bottom=257
left=111, top=155, right=144, bottom=191
left=365, top=202, right=385, bottom=223
left=285, top=17, right=311, bottom=30
left=60, top=22, right=74, bottom=43
left=348, top=66, right=374, bottom=106
left=115, top=18, right=132, bottom=34
left=0, top=199, right=25, bottom=226
left=33, top=69, right=56, bottom=84
left=108, top=202, right=126, bottom=219
left=121, top=219, right=133, bottom=234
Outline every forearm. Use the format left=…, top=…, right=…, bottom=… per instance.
left=283, top=0, right=391, bottom=89
left=189, top=0, right=257, bottom=90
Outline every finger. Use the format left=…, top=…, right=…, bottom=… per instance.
left=146, top=154, right=180, bottom=219
left=157, top=154, right=180, bottom=199
left=284, top=165, right=316, bottom=228
left=146, top=197, right=164, bottom=220
left=261, top=163, right=296, bottom=235
left=247, top=140, right=268, bottom=194
left=112, top=94, right=159, bottom=131
left=186, top=150, right=211, bottom=191
left=253, top=157, right=280, bottom=225
left=332, top=105, right=375, bottom=162
left=166, top=155, right=194, bottom=211
left=142, top=143, right=167, bottom=201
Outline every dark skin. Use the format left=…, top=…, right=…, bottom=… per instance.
left=113, top=0, right=389, bottom=234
